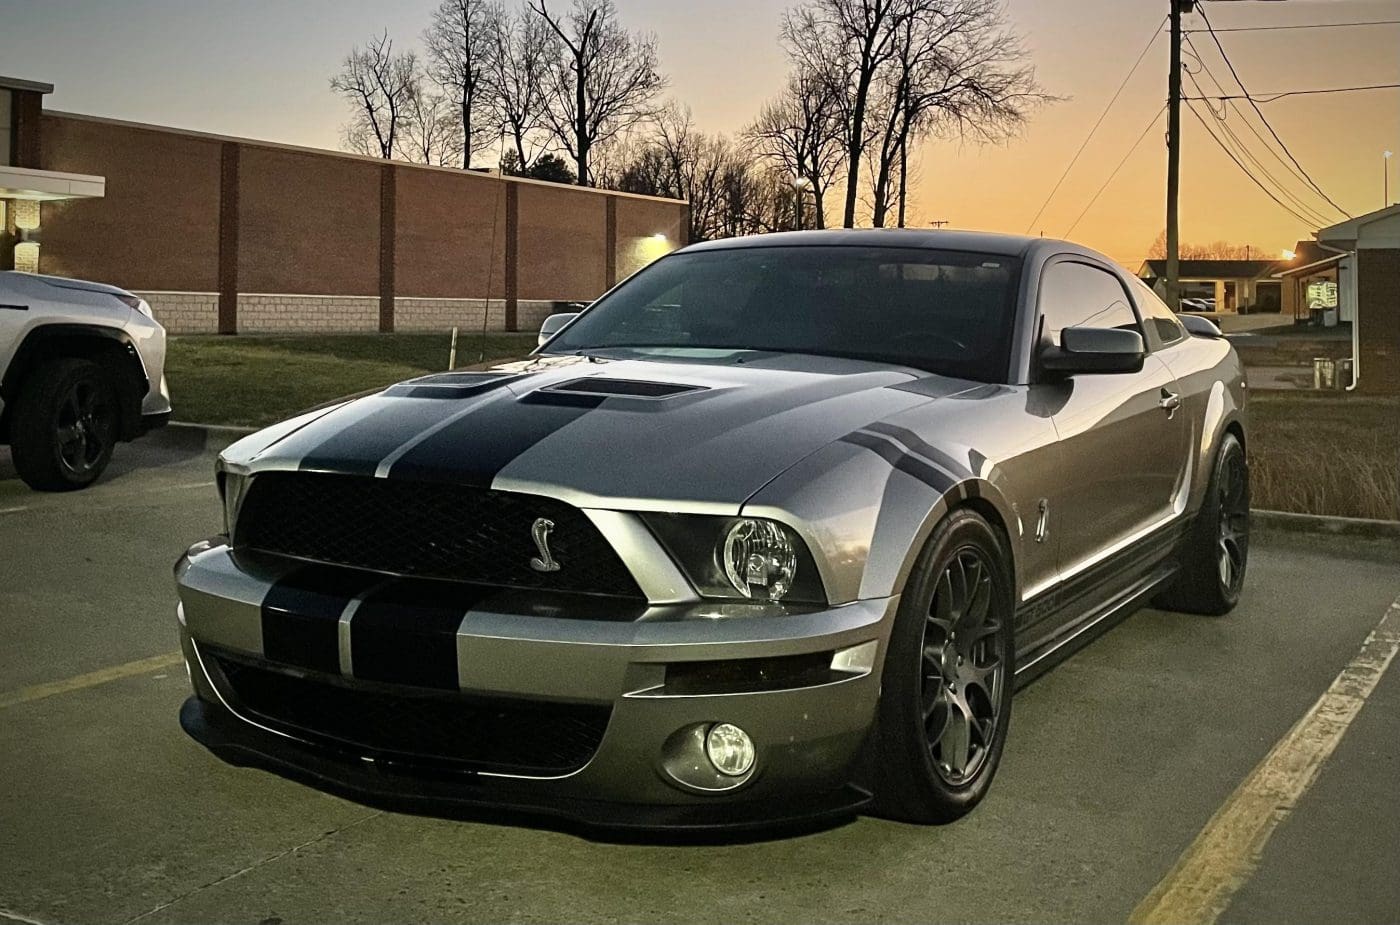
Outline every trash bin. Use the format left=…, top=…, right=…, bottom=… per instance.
left=1313, top=357, right=1336, bottom=390
left=1336, top=358, right=1354, bottom=390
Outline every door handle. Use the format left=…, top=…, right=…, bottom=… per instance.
left=1159, top=389, right=1182, bottom=418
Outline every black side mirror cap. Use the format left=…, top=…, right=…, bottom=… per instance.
left=1040, top=326, right=1146, bottom=375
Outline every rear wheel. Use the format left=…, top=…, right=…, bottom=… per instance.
left=10, top=359, right=120, bottom=492
left=872, top=509, right=1015, bottom=824
left=1153, top=431, right=1249, bottom=616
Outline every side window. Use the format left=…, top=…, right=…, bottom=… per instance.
left=1037, top=261, right=1140, bottom=347
left=1129, top=276, right=1187, bottom=349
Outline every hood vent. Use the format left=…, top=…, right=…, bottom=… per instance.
left=543, top=378, right=706, bottom=400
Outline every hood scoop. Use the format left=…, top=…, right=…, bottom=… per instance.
left=541, top=378, right=707, bottom=400
left=382, top=372, right=521, bottom=399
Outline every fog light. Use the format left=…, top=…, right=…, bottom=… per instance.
left=704, top=722, right=755, bottom=776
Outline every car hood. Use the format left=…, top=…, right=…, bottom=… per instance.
left=225, top=353, right=978, bottom=510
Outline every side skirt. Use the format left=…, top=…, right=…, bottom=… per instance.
left=1012, top=561, right=1179, bottom=689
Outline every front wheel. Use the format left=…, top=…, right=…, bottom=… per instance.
left=10, top=358, right=120, bottom=492
left=872, top=509, right=1015, bottom=824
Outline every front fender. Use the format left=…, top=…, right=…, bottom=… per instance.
left=742, top=434, right=1023, bottom=607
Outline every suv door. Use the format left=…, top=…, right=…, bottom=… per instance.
left=1035, top=258, right=1189, bottom=596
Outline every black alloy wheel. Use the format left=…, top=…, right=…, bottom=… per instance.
left=10, top=358, right=121, bottom=492
left=921, top=548, right=1007, bottom=786
left=872, top=508, right=1015, bottom=824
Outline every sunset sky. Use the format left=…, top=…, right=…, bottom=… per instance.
left=3, top=0, right=1397, bottom=265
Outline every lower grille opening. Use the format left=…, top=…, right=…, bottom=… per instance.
left=663, top=651, right=842, bottom=695
left=210, top=651, right=610, bottom=776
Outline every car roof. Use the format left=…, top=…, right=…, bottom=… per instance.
left=678, top=228, right=1093, bottom=261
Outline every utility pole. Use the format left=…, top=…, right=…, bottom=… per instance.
left=1166, top=0, right=1193, bottom=311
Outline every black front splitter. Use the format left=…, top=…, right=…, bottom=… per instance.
left=179, top=696, right=871, bottom=841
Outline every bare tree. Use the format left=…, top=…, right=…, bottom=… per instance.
left=1147, top=231, right=1271, bottom=261
left=528, top=0, right=667, bottom=185
left=397, top=76, right=466, bottom=166
left=783, top=0, right=916, bottom=227
left=331, top=31, right=418, bottom=159
left=867, top=0, right=1046, bottom=227
left=486, top=6, right=555, bottom=170
left=423, top=0, right=500, bottom=168
left=745, top=67, right=846, bottom=229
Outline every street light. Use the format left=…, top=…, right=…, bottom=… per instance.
left=792, top=176, right=812, bottom=231
left=1386, top=151, right=1394, bottom=207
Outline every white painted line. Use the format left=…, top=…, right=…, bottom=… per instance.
left=1131, top=592, right=1400, bottom=925
left=0, top=506, right=31, bottom=516
left=0, top=908, right=52, bottom=925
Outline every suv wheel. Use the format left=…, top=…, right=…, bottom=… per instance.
left=872, top=509, right=1015, bottom=824
left=10, top=358, right=120, bottom=491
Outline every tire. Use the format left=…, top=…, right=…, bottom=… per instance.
left=9, top=358, right=120, bottom=492
left=1153, top=431, right=1249, bottom=616
left=872, top=508, right=1015, bottom=824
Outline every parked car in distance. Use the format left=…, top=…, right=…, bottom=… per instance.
left=175, top=230, right=1248, bottom=830
left=1, top=271, right=171, bottom=490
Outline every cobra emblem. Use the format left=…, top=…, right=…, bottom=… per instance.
left=529, top=517, right=561, bottom=572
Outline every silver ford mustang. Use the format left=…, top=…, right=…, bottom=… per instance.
left=175, top=230, right=1249, bottom=830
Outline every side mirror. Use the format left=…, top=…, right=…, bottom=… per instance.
left=1040, top=326, right=1145, bottom=376
left=538, top=312, right=579, bottom=347
left=1179, top=313, right=1224, bottom=338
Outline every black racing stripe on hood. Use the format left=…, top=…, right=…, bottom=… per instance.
left=841, top=431, right=956, bottom=493
left=387, top=389, right=606, bottom=486
left=350, top=580, right=492, bottom=691
left=260, top=566, right=379, bottom=674
left=297, top=376, right=523, bottom=475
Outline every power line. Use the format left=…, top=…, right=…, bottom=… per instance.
left=1185, top=101, right=1323, bottom=227
left=1183, top=20, right=1400, bottom=32
left=1186, top=83, right=1400, bottom=102
left=1182, top=38, right=1338, bottom=225
left=1023, top=15, right=1166, bottom=235
left=1197, top=5, right=1353, bottom=218
left=1063, top=105, right=1167, bottom=238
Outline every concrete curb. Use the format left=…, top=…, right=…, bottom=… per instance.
left=1254, top=508, right=1400, bottom=540
left=163, top=422, right=258, bottom=454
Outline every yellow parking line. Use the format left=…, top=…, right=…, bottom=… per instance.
left=0, top=651, right=184, bottom=710
left=1131, top=593, right=1400, bottom=925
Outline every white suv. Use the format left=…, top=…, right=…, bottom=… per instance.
left=1, top=271, right=172, bottom=490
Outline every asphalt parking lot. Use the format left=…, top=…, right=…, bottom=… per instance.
left=3, top=433, right=1399, bottom=925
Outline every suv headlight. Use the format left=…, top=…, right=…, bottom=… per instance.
left=644, top=514, right=826, bottom=604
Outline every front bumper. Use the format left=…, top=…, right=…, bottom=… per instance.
left=176, top=541, right=893, bottom=830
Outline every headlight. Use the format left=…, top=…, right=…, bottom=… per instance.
left=115, top=293, right=154, bottom=318
left=722, top=519, right=795, bottom=600
left=644, top=514, right=826, bottom=604
left=216, top=465, right=253, bottom=540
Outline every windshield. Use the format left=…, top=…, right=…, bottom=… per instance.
left=544, top=245, right=1023, bottom=382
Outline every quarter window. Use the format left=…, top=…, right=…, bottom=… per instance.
left=1129, top=276, right=1187, bottom=348
left=1037, top=261, right=1140, bottom=347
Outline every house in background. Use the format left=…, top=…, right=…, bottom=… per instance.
left=1274, top=239, right=1344, bottom=324
left=1136, top=258, right=1284, bottom=313
left=1298, top=204, right=1400, bottom=393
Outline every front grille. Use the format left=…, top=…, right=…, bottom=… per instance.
left=213, top=653, right=610, bottom=775
left=235, top=472, right=642, bottom=598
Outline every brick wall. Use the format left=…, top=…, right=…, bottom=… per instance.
left=136, top=291, right=219, bottom=334
left=36, top=112, right=687, bottom=334
left=1357, top=248, right=1400, bottom=394
left=237, top=294, right=379, bottom=333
